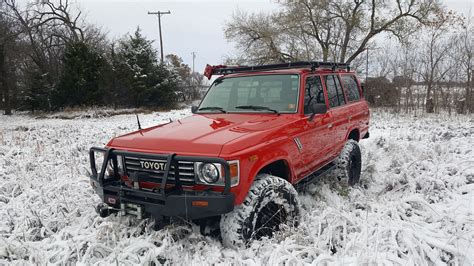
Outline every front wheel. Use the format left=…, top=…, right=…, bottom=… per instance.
left=220, top=174, right=300, bottom=248
left=334, top=140, right=362, bottom=186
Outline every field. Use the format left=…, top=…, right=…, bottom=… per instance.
left=0, top=109, right=473, bottom=264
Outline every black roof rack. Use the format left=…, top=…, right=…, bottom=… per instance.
left=204, top=61, right=350, bottom=79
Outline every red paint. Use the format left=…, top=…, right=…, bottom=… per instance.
left=106, top=67, right=370, bottom=206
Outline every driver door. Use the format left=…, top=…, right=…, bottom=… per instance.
left=294, top=75, right=333, bottom=180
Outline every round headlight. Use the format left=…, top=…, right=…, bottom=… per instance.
left=200, top=163, right=220, bottom=183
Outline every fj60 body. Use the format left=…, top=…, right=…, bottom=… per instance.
left=89, top=61, right=370, bottom=246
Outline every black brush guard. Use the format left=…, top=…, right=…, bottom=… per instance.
left=89, top=147, right=234, bottom=220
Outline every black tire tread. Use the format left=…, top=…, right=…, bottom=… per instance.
left=334, top=139, right=361, bottom=186
left=220, top=174, right=300, bottom=248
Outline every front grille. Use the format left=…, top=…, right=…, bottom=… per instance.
left=124, top=156, right=196, bottom=186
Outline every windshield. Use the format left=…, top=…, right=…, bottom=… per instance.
left=198, top=74, right=300, bottom=113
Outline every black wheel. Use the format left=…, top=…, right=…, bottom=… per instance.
left=334, top=140, right=362, bottom=186
left=220, top=174, right=300, bottom=248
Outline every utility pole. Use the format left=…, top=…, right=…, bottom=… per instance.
left=191, top=52, right=196, bottom=85
left=147, top=10, right=171, bottom=63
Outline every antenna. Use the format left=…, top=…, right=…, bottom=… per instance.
left=136, top=114, right=142, bottom=130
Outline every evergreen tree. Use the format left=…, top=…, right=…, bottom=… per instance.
left=53, top=41, right=106, bottom=109
left=22, top=70, right=51, bottom=112
left=113, top=27, right=178, bottom=108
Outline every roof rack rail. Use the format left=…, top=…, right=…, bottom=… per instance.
left=203, top=61, right=350, bottom=79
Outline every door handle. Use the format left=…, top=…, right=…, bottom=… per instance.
left=328, top=123, right=333, bottom=129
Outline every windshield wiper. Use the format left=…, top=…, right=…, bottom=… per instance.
left=198, top=106, right=227, bottom=113
left=235, top=105, right=279, bottom=114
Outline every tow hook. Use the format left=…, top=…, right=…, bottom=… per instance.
left=96, top=203, right=118, bottom=218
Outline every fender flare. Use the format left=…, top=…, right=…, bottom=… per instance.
left=345, top=126, right=360, bottom=141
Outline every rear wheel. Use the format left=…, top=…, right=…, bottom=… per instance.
left=220, top=174, right=300, bottom=248
left=334, top=140, right=362, bottom=186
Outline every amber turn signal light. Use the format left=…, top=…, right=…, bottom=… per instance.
left=192, top=200, right=209, bottom=207
left=249, top=155, right=258, bottom=161
left=229, top=163, right=239, bottom=177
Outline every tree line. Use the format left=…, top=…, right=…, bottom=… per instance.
left=224, top=0, right=473, bottom=114
left=1, top=0, right=472, bottom=115
left=0, top=0, right=201, bottom=115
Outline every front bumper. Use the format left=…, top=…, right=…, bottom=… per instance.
left=89, top=147, right=235, bottom=219
left=92, top=180, right=234, bottom=219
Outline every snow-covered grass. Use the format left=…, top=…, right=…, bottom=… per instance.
left=0, top=109, right=473, bottom=264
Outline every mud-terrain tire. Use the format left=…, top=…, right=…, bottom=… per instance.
left=334, top=140, right=362, bottom=186
left=220, top=174, right=300, bottom=248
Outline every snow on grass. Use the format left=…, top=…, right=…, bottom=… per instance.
left=0, top=109, right=473, bottom=264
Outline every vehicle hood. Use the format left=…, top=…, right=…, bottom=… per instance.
left=107, top=114, right=295, bottom=156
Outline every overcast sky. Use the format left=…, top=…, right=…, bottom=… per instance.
left=78, top=0, right=473, bottom=73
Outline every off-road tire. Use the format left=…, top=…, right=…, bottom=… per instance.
left=220, top=174, right=300, bottom=248
left=334, top=140, right=362, bottom=186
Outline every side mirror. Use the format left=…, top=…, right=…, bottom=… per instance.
left=311, top=103, right=327, bottom=114
left=191, top=105, right=198, bottom=114
left=309, top=103, right=327, bottom=121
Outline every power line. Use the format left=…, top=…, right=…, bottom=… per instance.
left=147, top=10, right=171, bottom=63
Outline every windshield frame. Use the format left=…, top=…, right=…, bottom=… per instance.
left=197, top=73, right=301, bottom=114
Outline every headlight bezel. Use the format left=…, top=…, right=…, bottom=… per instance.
left=198, top=163, right=221, bottom=184
left=195, top=160, right=240, bottom=187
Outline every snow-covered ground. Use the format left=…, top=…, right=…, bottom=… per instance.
left=0, top=109, right=473, bottom=264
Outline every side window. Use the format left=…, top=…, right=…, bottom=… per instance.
left=304, top=76, right=325, bottom=114
left=334, top=76, right=346, bottom=106
left=324, top=75, right=346, bottom=108
left=342, top=75, right=361, bottom=102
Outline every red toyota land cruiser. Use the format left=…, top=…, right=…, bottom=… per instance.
left=89, top=61, right=370, bottom=247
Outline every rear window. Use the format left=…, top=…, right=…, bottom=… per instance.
left=342, top=75, right=361, bottom=102
left=324, top=75, right=345, bottom=108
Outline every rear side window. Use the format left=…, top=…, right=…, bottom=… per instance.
left=342, top=75, right=361, bottom=102
left=324, top=75, right=346, bottom=108
left=304, top=76, right=325, bottom=114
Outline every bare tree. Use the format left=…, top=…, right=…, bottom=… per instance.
left=224, top=11, right=297, bottom=64
left=34, top=0, right=85, bottom=42
left=454, top=12, right=474, bottom=113
left=225, top=0, right=444, bottom=64
left=0, top=0, right=23, bottom=114
left=416, top=12, right=458, bottom=113
left=398, top=43, right=419, bottom=114
left=0, top=0, right=108, bottom=112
